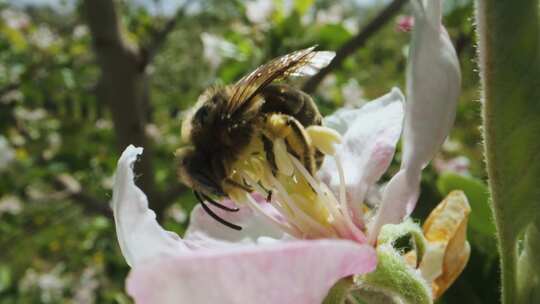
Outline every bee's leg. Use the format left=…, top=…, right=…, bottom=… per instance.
left=284, top=115, right=317, bottom=175
left=263, top=113, right=317, bottom=175
left=262, top=135, right=278, bottom=175
left=315, top=150, right=325, bottom=169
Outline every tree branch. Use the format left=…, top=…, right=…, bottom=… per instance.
left=82, top=0, right=157, bottom=202
left=140, top=2, right=191, bottom=68
left=302, top=0, right=408, bottom=93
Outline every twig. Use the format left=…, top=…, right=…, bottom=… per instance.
left=140, top=2, right=192, bottom=68
left=302, top=0, right=408, bottom=93
left=52, top=176, right=112, bottom=218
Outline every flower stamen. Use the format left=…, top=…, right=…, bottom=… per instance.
left=268, top=173, right=336, bottom=238
left=242, top=191, right=300, bottom=236
left=333, top=155, right=366, bottom=242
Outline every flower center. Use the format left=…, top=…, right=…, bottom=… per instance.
left=224, top=126, right=366, bottom=243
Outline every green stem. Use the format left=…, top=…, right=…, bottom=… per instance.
left=499, top=233, right=518, bottom=303
left=476, top=0, right=540, bottom=303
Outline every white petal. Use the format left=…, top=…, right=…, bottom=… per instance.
left=323, top=88, right=404, bottom=135
left=402, top=0, right=461, bottom=173
left=319, top=88, right=405, bottom=224
left=112, top=145, right=187, bottom=267
left=368, top=169, right=421, bottom=243
left=369, top=0, right=461, bottom=241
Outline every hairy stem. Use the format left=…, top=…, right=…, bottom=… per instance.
left=475, top=0, right=540, bottom=303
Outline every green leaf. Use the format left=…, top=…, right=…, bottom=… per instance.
left=436, top=173, right=495, bottom=236
left=315, top=24, right=352, bottom=49
left=0, top=265, right=11, bottom=293
left=293, top=0, right=314, bottom=15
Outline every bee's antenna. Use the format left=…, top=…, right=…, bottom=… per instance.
left=199, top=192, right=240, bottom=212
left=194, top=191, right=242, bottom=230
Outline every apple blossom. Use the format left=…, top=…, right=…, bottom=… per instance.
left=110, top=0, right=462, bottom=302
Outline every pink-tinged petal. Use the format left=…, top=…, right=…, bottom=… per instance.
left=369, top=0, right=461, bottom=241
left=319, top=88, right=404, bottom=225
left=112, top=145, right=187, bottom=267
left=126, top=240, right=377, bottom=304
left=184, top=194, right=290, bottom=249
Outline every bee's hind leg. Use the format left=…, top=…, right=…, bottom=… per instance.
left=263, top=113, right=317, bottom=176
left=284, top=115, right=317, bottom=175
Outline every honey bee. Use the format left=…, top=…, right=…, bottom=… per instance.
left=176, top=46, right=335, bottom=229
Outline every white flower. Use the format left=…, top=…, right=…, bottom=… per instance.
left=0, top=195, right=22, bottom=216
left=0, top=136, right=15, bottom=171
left=73, top=267, right=99, bottom=304
left=1, top=9, right=30, bottom=30
left=20, top=265, right=66, bottom=303
left=245, top=0, right=274, bottom=25
left=200, top=33, right=241, bottom=71
left=316, top=4, right=344, bottom=25
left=30, top=25, right=56, bottom=49
left=341, top=79, right=365, bottom=106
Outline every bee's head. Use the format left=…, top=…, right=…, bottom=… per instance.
left=175, top=146, right=225, bottom=196
left=181, top=87, right=229, bottom=145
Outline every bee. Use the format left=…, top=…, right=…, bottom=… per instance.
left=176, top=46, right=335, bottom=230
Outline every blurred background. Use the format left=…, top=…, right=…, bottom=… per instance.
left=0, top=0, right=496, bottom=303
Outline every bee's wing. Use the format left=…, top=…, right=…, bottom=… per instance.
left=226, top=46, right=335, bottom=115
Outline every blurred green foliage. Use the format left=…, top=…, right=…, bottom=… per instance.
left=0, top=0, right=495, bottom=303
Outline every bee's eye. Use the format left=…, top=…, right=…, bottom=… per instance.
left=195, top=106, right=211, bottom=124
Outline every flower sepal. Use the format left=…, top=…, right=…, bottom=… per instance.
left=354, top=221, right=433, bottom=304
